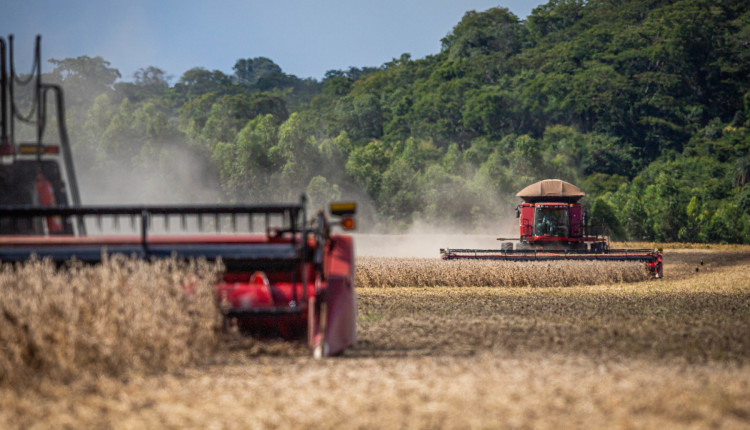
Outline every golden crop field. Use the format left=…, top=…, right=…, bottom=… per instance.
left=356, top=257, right=651, bottom=287
left=1, top=247, right=749, bottom=429
left=0, top=256, right=222, bottom=388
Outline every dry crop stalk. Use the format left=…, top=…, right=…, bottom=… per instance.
left=0, top=256, right=223, bottom=389
left=355, top=257, right=650, bottom=288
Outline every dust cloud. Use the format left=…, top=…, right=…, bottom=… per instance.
left=69, top=136, right=521, bottom=244
left=75, top=144, right=221, bottom=205
left=353, top=216, right=520, bottom=258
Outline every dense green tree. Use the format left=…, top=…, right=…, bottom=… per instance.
left=345, top=140, right=391, bottom=197
left=589, top=196, right=626, bottom=240
left=114, top=66, right=170, bottom=102
left=527, top=0, right=585, bottom=40
left=212, top=114, right=280, bottom=201
left=233, top=57, right=282, bottom=85
left=202, top=94, right=255, bottom=144
left=334, top=93, right=383, bottom=141
left=199, top=93, right=286, bottom=146
left=48, top=55, right=121, bottom=108
left=441, top=8, right=526, bottom=60
left=172, top=68, right=232, bottom=103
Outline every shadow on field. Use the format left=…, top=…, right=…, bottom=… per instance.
left=352, top=287, right=750, bottom=363
left=663, top=250, right=750, bottom=279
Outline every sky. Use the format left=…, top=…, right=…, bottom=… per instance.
left=2, top=0, right=545, bottom=83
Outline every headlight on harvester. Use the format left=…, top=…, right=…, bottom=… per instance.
left=330, top=202, right=357, bottom=231
left=340, top=217, right=356, bottom=230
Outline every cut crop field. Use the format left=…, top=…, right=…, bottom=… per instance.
left=1, top=248, right=749, bottom=429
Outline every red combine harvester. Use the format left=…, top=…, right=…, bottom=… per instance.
left=0, top=35, right=357, bottom=357
left=441, top=179, right=663, bottom=278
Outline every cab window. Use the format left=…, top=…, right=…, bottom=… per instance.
left=534, top=207, right=569, bottom=237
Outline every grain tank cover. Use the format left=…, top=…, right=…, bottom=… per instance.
left=516, top=179, right=585, bottom=203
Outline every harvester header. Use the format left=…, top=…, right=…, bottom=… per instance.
left=441, top=179, right=663, bottom=278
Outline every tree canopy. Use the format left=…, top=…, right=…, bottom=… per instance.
left=52, top=0, right=750, bottom=241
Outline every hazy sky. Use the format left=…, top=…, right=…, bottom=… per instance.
left=2, top=0, right=545, bottom=82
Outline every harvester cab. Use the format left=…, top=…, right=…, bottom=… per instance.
left=514, top=179, right=601, bottom=251
left=441, top=179, right=663, bottom=278
left=0, top=35, right=359, bottom=357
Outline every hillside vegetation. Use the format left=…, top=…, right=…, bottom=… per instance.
left=27, top=0, right=750, bottom=242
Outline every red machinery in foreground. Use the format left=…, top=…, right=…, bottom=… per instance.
left=0, top=201, right=359, bottom=357
left=0, top=35, right=357, bottom=357
left=441, top=179, right=663, bottom=278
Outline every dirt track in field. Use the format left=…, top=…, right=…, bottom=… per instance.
left=1, top=248, right=749, bottom=429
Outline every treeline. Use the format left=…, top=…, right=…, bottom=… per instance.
left=35, top=0, right=750, bottom=241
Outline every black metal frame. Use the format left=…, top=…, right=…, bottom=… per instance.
left=1, top=38, right=7, bottom=146
left=441, top=248, right=661, bottom=263
left=1, top=35, right=84, bottom=227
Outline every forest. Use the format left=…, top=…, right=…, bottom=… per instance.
left=32, top=0, right=750, bottom=242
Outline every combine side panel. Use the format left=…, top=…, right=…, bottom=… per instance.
left=520, top=204, right=534, bottom=240
left=569, top=204, right=582, bottom=238
left=309, top=235, right=356, bottom=357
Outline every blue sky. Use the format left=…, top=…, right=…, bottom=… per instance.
left=2, top=1, right=545, bottom=82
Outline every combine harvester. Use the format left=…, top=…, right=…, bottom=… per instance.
left=441, top=179, right=663, bottom=278
left=0, top=35, right=357, bottom=357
